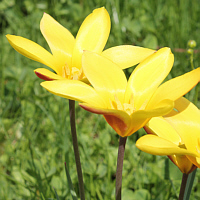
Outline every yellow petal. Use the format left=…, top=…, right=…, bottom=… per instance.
left=125, top=47, right=174, bottom=109
left=34, top=68, right=66, bottom=81
left=6, top=34, right=57, bottom=72
left=165, top=97, right=200, bottom=154
left=148, top=68, right=200, bottom=107
left=72, top=7, right=110, bottom=69
left=40, top=13, right=75, bottom=75
left=82, top=51, right=127, bottom=103
left=144, top=117, right=181, bottom=146
left=187, top=156, right=200, bottom=169
left=136, top=135, right=197, bottom=156
left=41, top=80, right=104, bottom=106
left=128, top=99, right=174, bottom=136
left=80, top=103, right=131, bottom=137
left=169, top=155, right=196, bottom=174
left=101, top=45, right=155, bottom=69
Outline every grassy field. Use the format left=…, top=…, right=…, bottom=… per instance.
left=1, top=0, right=200, bottom=199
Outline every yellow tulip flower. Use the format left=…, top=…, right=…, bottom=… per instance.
left=41, top=48, right=200, bottom=137
left=136, top=97, right=200, bottom=174
left=6, top=7, right=154, bottom=82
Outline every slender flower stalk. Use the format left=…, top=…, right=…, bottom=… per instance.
left=178, top=170, right=197, bottom=200
left=115, top=137, right=127, bottom=200
left=69, top=100, right=85, bottom=200
left=179, top=173, right=189, bottom=200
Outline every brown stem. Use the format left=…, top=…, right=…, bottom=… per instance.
left=179, top=173, right=189, bottom=200
left=115, top=136, right=127, bottom=200
left=69, top=100, right=85, bottom=200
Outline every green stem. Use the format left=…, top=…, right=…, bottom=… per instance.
left=190, top=52, right=194, bottom=70
left=179, top=173, right=189, bottom=200
left=68, top=100, right=85, bottom=200
left=115, top=136, right=127, bottom=200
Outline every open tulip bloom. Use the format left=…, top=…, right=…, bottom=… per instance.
left=136, top=97, right=200, bottom=174
left=6, top=7, right=155, bottom=82
left=41, top=48, right=200, bottom=137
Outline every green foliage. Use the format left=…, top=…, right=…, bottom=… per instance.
left=1, top=0, right=200, bottom=199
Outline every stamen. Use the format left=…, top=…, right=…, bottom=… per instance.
left=72, top=67, right=80, bottom=80
left=109, top=93, right=135, bottom=115
left=61, top=62, right=83, bottom=80
left=62, top=63, right=71, bottom=78
left=109, top=94, right=123, bottom=110
left=114, top=94, right=123, bottom=110
left=110, top=99, right=115, bottom=109
left=123, top=103, right=134, bottom=115
left=123, top=93, right=135, bottom=115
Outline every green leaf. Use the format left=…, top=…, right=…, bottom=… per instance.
left=54, top=188, right=60, bottom=200
left=64, top=163, right=78, bottom=200
left=183, top=169, right=197, bottom=200
left=143, top=34, right=158, bottom=49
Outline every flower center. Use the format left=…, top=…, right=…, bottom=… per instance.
left=62, top=63, right=83, bottom=80
left=110, top=94, right=135, bottom=115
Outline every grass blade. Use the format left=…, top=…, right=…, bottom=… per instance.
left=53, top=187, right=60, bottom=200
left=65, top=162, right=78, bottom=200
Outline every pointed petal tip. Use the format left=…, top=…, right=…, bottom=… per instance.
left=93, top=7, right=108, bottom=14
left=157, top=47, right=172, bottom=55
left=34, top=68, right=66, bottom=81
left=6, top=34, right=10, bottom=38
left=6, top=34, right=15, bottom=41
left=34, top=70, right=54, bottom=81
left=41, top=12, right=50, bottom=19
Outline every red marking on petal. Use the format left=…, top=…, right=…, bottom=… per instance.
left=35, top=71, right=55, bottom=81
left=104, top=115, right=128, bottom=137
left=80, top=104, right=104, bottom=114
left=80, top=104, right=129, bottom=137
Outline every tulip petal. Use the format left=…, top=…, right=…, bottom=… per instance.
left=34, top=68, right=65, bottom=81
left=41, top=80, right=105, bottom=106
left=40, top=13, right=75, bottom=75
left=165, top=97, right=200, bottom=154
left=169, top=155, right=195, bottom=174
left=144, top=117, right=181, bottom=145
left=136, top=135, right=197, bottom=156
left=127, top=99, right=174, bottom=136
left=72, top=7, right=110, bottom=69
left=80, top=103, right=131, bottom=137
left=82, top=51, right=127, bottom=103
left=148, top=68, right=200, bottom=107
left=187, top=156, right=200, bottom=169
left=6, top=34, right=57, bottom=72
left=125, top=47, right=174, bottom=109
left=102, top=45, right=155, bottom=69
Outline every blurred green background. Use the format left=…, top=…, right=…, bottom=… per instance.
left=1, top=0, right=200, bottom=199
